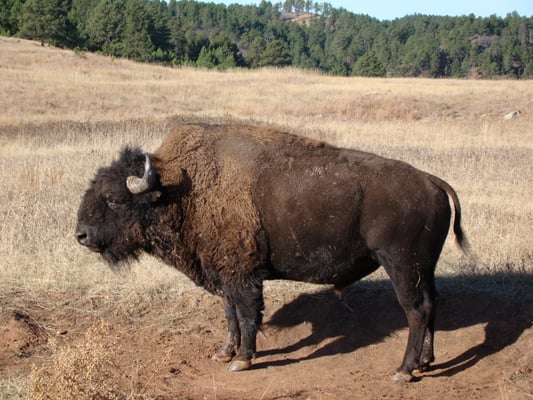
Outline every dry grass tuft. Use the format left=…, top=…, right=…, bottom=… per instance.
left=27, top=321, right=123, bottom=400
left=0, top=373, right=27, bottom=400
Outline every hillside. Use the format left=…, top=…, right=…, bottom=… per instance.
left=1, top=0, right=533, bottom=77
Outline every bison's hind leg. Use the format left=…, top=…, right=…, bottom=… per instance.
left=393, top=276, right=437, bottom=382
left=377, top=250, right=438, bottom=382
left=418, top=282, right=438, bottom=372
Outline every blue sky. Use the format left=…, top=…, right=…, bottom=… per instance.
left=216, top=0, right=533, bottom=20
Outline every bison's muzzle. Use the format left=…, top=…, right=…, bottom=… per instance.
left=76, top=223, right=101, bottom=252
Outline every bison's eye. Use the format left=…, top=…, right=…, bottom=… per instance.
left=107, top=201, right=122, bottom=211
left=103, top=194, right=125, bottom=211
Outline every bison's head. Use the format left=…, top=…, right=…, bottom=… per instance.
left=76, top=147, right=162, bottom=265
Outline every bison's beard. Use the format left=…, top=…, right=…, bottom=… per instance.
left=96, top=222, right=146, bottom=267
left=101, top=246, right=141, bottom=268
left=99, top=235, right=143, bottom=268
left=101, top=247, right=123, bottom=265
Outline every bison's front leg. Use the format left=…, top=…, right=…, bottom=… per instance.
left=226, top=281, right=264, bottom=372
left=213, top=297, right=240, bottom=362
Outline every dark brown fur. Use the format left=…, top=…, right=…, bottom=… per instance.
left=76, top=123, right=466, bottom=380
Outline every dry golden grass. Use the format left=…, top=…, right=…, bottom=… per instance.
left=1, top=36, right=531, bottom=294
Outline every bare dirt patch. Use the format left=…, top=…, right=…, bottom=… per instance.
left=1, top=275, right=531, bottom=399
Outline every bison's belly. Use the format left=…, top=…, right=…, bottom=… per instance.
left=265, top=228, right=374, bottom=285
left=269, top=246, right=345, bottom=282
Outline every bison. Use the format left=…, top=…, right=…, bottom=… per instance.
left=76, top=124, right=466, bottom=381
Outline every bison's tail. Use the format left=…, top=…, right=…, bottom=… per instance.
left=428, top=175, right=469, bottom=254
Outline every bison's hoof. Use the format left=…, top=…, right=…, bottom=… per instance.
left=392, top=371, right=414, bottom=382
left=415, top=363, right=431, bottom=373
left=212, top=351, right=233, bottom=363
left=228, top=359, right=252, bottom=372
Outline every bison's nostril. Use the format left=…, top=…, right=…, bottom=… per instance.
left=76, top=227, right=100, bottom=252
left=77, top=231, right=88, bottom=243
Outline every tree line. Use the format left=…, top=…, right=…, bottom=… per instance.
left=1, top=0, right=532, bottom=78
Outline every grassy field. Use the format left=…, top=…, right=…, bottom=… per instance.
left=1, top=36, right=531, bottom=292
left=0, top=36, right=532, bottom=399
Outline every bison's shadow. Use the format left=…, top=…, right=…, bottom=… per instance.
left=256, top=273, right=532, bottom=377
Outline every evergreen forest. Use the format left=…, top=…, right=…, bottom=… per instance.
left=1, top=0, right=532, bottom=78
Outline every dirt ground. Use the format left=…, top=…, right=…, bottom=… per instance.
left=1, top=275, right=532, bottom=400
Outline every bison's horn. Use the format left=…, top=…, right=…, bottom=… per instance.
left=126, top=153, right=156, bottom=194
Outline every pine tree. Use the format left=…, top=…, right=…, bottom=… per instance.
left=196, top=45, right=217, bottom=68
left=260, top=39, right=291, bottom=67
left=0, top=0, right=23, bottom=35
left=18, top=0, right=74, bottom=47
left=246, top=37, right=266, bottom=68
left=85, top=0, right=125, bottom=55
left=120, top=0, right=155, bottom=61
left=70, top=0, right=100, bottom=46
left=352, top=50, right=385, bottom=77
